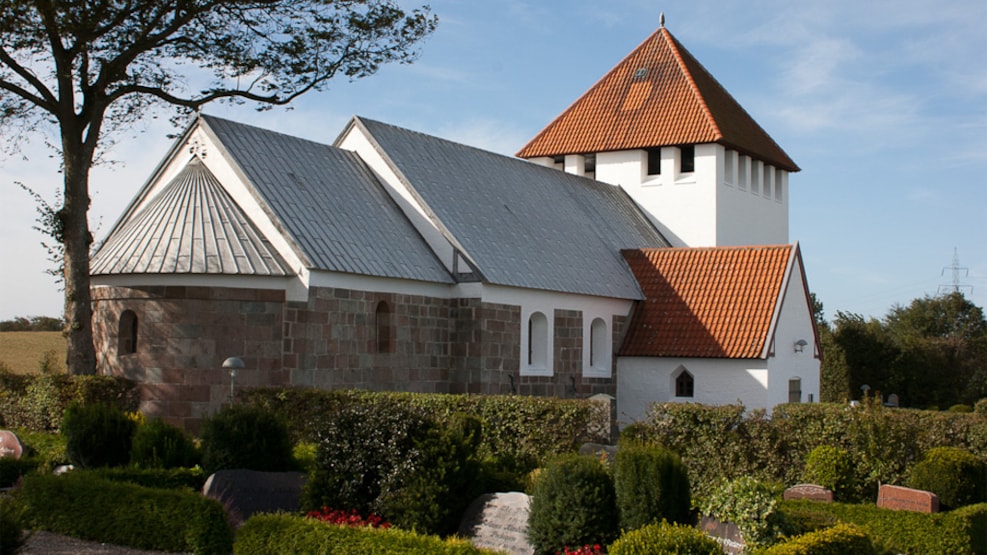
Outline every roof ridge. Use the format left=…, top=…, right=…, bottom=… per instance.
left=661, top=27, right=723, bottom=142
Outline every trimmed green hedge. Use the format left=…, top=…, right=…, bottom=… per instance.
left=779, top=500, right=987, bottom=555
left=243, top=388, right=607, bottom=468
left=88, top=467, right=208, bottom=491
left=608, top=521, right=722, bottom=555
left=17, top=472, right=232, bottom=555
left=235, top=513, right=498, bottom=554
left=0, top=371, right=138, bottom=432
left=631, top=401, right=987, bottom=501
left=758, top=523, right=877, bottom=555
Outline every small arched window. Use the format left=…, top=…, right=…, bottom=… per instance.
left=527, top=311, right=548, bottom=369
left=674, top=367, right=694, bottom=398
left=375, top=301, right=393, bottom=354
left=118, top=310, right=138, bottom=356
left=589, top=317, right=609, bottom=373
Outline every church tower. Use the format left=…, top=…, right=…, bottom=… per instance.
left=517, top=20, right=798, bottom=248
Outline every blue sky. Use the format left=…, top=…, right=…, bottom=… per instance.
left=1, top=0, right=985, bottom=322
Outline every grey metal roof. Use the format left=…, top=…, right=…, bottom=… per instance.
left=91, top=159, right=291, bottom=276
left=200, top=115, right=454, bottom=284
left=355, top=117, right=670, bottom=299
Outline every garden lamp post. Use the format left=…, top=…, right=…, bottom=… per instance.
left=223, top=356, right=245, bottom=404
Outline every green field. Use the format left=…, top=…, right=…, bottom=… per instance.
left=0, top=331, right=67, bottom=374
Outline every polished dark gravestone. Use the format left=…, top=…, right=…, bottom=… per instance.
left=458, top=492, right=534, bottom=555
left=783, top=484, right=834, bottom=502
left=202, top=469, right=307, bottom=527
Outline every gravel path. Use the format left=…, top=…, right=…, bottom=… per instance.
left=21, top=531, right=192, bottom=555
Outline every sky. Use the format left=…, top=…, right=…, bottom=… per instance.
left=1, top=0, right=985, bottom=323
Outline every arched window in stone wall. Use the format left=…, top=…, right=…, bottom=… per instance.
left=118, top=310, right=138, bottom=356
left=375, top=301, right=393, bottom=353
left=673, top=366, right=694, bottom=398
left=588, top=317, right=610, bottom=375
left=527, top=311, right=548, bottom=370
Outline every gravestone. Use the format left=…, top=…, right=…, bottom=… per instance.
left=700, top=515, right=744, bottom=555
left=886, top=393, right=899, bottom=407
left=202, top=469, right=307, bottom=527
left=0, top=430, right=23, bottom=459
left=783, top=484, right=834, bottom=502
left=458, top=492, right=534, bottom=555
left=877, top=484, right=939, bottom=513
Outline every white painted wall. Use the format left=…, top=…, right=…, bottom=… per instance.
left=764, top=257, right=820, bottom=407
left=617, top=356, right=769, bottom=424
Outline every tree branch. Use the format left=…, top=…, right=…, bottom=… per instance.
left=0, top=46, right=58, bottom=111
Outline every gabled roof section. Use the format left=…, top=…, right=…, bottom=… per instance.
left=517, top=26, right=799, bottom=172
left=620, top=244, right=795, bottom=358
left=199, top=115, right=454, bottom=284
left=352, top=117, right=670, bottom=300
left=91, top=159, right=291, bottom=276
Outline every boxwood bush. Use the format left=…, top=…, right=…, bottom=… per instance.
left=527, top=454, right=618, bottom=555
left=199, top=404, right=295, bottom=474
left=614, top=442, right=691, bottom=530
left=608, top=521, right=721, bottom=555
left=758, top=523, right=877, bottom=555
left=779, top=499, right=987, bottom=555
left=235, top=513, right=495, bottom=554
left=801, top=445, right=855, bottom=501
left=907, top=446, right=987, bottom=510
left=130, top=417, right=200, bottom=469
left=61, top=402, right=135, bottom=468
left=17, top=471, right=232, bottom=555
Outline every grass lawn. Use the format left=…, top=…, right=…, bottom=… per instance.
left=0, top=331, right=66, bottom=374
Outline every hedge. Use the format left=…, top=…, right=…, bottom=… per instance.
left=243, top=388, right=608, bottom=468
left=757, top=523, right=877, bottom=555
left=779, top=500, right=987, bottom=555
left=0, top=371, right=138, bottom=432
left=16, top=471, right=232, bottom=555
left=234, top=513, right=498, bottom=554
left=631, top=401, right=987, bottom=501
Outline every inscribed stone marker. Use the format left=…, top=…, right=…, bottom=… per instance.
left=458, top=492, right=534, bottom=555
left=877, top=484, right=939, bottom=513
left=202, top=469, right=307, bottom=527
left=0, top=430, right=23, bottom=460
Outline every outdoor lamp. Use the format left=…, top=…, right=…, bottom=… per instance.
left=222, top=356, right=245, bottom=404
left=794, top=339, right=808, bottom=353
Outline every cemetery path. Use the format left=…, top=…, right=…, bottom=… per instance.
left=22, top=531, right=191, bottom=555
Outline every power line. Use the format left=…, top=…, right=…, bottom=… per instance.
left=938, top=247, right=973, bottom=295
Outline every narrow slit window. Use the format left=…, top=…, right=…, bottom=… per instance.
left=118, top=310, right=138, bottom=356
left=680, top=145, right=695, bottom=173
left=375, top=301, right=393, bottom=353
left=527, top=312, right=548, bottom=369
left=646, top=148, right=662, bottom=176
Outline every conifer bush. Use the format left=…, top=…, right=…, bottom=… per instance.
left=527, top=454, right=618, bottom=555
left=61, top=402, right=135, bottom=468
left=130, top=417, right=200, bottom=468
left=0, top=496, right=27, bottom=555
left=801, top=445, right=855, bottom=501
left=907, top=446, right=987, bottom=510
left=614, top=442, right=691, bottom=530
left=199, top=404, right=295, bottom=474
left=608, top=521, right=721, bottom=555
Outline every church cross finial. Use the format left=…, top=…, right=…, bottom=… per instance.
left=660, top=11, right=665, bottom=27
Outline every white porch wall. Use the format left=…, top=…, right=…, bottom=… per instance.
left=617, top=356, right=769, bottom=424
left=765, top=258, right=820, bottom=407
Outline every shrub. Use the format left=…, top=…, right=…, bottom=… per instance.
left=61, top=402, right=135, bottom=468
left=527, top=454, right=618, bottom=555
left=302, top=400, right=480, bottom=535
left=801, top=445, right=854, bottom=501
left=975, top=398, right=987, bottom=417
left=130, top=417, right=199, bottom=469
left=18, top=471, right=232, bottom=555
left=0, top=373, right=137, bottom=432
left=614, top=442, right=691, bottom=530
left=199, top=404, right=294, bottom=474
left=950, top=404, right=974, bottom=413
left=907, top=446, right=987, bottom=510
left=89, top=467, right=208, bottom=491
left=0, top=458, right=38, bottom=488
left=235, top=513, right=492, bottom=554
left=758, top=522, right=876, bottom=555
left=779, top=499, right=987, bottom=555
left=700, top=476, right=785, bottom=550
left=608, top=521, right=722, bottom=555
left=0, top=496, right=28, bottom=555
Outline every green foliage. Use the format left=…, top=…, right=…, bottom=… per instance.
left=0, top=495, right=28, bottom=555
left=608, top=521, right=722, bottom=555
left=235, top=513, right=495, bottom=554
left=907, top=446, right=987, bottom=510
left=700, top=477, right=786, bottom=551
left=614, top=442, right=691, bottom=530
left=199, top=404, right=295, bottom=474
left=976, top=398, right=987, bottom=417
left=88, top=467, right=208, bottom=491
left=13, top=429, right=68, bottom=473
left=757, top=523, right=877, bottom=555
left=950, top=404, right=974, bottom=413
left=243, top=388, right=605, bottom=471
left=779, top=499, right=987, bottom=555
left=801, top=446, right=855, bottom=501
left=0, top=371, right=138, bottom=432
left=18, top=471, right=232, bottom=555
left=302, top=399, right=480, bottom=535
left=527, top=454, right=618, bottom=555
left=61, top=402, right=135, bottom=468
left=130, top=417, right=200, bottom=469
left=0, top=315, right=64, bottom=332
left=0, top=458, right=38, bottom=488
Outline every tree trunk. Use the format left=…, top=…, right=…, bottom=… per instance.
left=62, top=147, right=97, bottom=375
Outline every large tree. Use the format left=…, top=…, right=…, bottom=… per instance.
left=0, top=0, right=437, bottom=374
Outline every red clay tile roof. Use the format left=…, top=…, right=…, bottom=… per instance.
left=517, top=27, right=799, bottom=172
left=620, top=245, right=795, bottom=358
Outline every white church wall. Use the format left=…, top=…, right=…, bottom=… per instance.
left=715, top=145, right=789, bottom=246
left=617, top=356, right=769, bottom=425
left=765, top=258, right=820, bottom=407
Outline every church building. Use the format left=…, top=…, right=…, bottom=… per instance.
left=90, top=22, right=820, bottom=430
